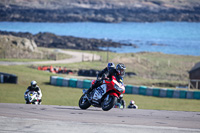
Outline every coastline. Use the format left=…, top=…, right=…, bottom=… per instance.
left=0, top=30, right=137, bottom=51
left=1, top=0, right=200, bottom=23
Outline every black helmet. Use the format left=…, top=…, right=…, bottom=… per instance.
left=107, top=62, right=115, bottom=71
left=116, top=63, right=126, bottom=77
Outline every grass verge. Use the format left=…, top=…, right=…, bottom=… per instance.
left=0, top=64, right=200, bottom=112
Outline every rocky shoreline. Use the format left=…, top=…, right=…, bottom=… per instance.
left=0, top=31, right=137, bottom=51
left=0, top=0, right=200, bottom=23
left=0, top=0, right=199, bottom=52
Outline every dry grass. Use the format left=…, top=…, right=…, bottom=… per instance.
left=54, top=50, right=200, bottom=88
left=0, top=46, right=71, bottom=61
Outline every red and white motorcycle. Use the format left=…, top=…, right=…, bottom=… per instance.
left=79, top=75, right=125, bottom=111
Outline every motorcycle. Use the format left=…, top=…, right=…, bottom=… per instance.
left=26, top=91, right=40, bottom=104
left=79, top=75, right=125, bottom=111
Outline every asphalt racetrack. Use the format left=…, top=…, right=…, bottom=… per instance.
left=0, top=103, right=200, bottom=133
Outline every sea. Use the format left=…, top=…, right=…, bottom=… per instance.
left=0, top=22, right=200, bottom=56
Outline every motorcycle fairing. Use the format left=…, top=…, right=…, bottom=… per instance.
left=92, top=83, right=107, bottom=101
left=28, top=91, right=39, bottom=104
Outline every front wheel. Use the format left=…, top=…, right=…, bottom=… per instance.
left=79, top=94, right=91, bottom=110
left=101, top=95, right=117, bottom=111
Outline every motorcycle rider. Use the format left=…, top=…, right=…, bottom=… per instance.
left=85, top=62, right=115, bottom=95
left=24, top=80, right=42, bottom=104
left=108, top=63, right=126, bottom=104
left=107, top=63, right=126, bottom=83
left=97, top=62, right=115, bottom=80
left=127, top=100, right=138, bottom=109
left=86, top=63, right=126, bottom=102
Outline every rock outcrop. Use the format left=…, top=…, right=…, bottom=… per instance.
left=0, top=35, right=37, bottom=52
left=0, top=31, right=137, bottom=50
left=0, top=0, right=200, bottom=23
left=0, top=35, right=40, bottom=58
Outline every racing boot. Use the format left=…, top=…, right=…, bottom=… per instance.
left=85, top=81, right=101, bottom=100
left=26, top=100, right=30, bottom=104
left=38, top=99, right=42, bottom=105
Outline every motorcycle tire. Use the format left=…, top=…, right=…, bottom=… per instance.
left=79, top=94, right=91, bottom=110
left=101, top=95, right=117, bottom=111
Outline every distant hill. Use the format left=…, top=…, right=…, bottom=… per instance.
left=0, top=0, right=200, bottom=22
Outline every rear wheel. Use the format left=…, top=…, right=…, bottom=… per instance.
left=101, top=95, right=117, bottom=111
left=79, top=94, right=91, bottom=110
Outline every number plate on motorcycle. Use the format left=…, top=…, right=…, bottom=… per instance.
left=93, top=84, right=107, bottom=100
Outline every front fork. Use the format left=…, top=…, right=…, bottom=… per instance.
left=103, top=95, right=113, bottom=106
left=105, top=95, right=110, bottom=101
left=82, top=89, right=87, bottom=94
left=82, top=89, right=92, bottom=102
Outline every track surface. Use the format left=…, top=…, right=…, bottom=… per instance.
left=0, top=103, right=200, bottom=133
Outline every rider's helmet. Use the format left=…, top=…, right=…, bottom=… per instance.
left=130, top=100, right=135, bottom=105
left=116, top=63, right=126, bottom=77
left=31, top=80, right=37, bottom=88
left=107, top=62, right=115, bottom=71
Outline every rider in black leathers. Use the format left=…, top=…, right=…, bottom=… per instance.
left=24, top=80, right=42, bottom=104
left=86, top=63, right=126, bottom=99
left=107, top=63, right=126, bottom=85
left=86, top=62, right=115, bottom=94
left=127, top=100, right=138, bottom=109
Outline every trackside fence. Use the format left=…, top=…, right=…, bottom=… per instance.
left=50, top=76, right=200, bottom=100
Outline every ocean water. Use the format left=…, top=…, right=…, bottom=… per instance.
left=0, top=22, right=200, bottom=56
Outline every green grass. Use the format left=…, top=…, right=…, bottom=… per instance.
left=123, top=94, right=200, bottom=112
left=0, top=63, right=200, bottom=112
left=2, top=48, right=198, bottom=88
left=44, top=50, right=200, bottom=88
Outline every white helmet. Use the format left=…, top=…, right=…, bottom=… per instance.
left=31, top=80, right=37, bottom=88
left=130, top=100, right=135, bottom=105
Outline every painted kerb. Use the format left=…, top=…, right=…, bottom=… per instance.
left=49, top=76, right=200, bottom=100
